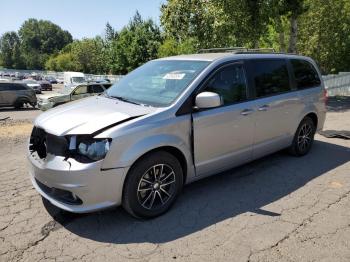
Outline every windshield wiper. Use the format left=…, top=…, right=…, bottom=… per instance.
left=109, top=95, right=143, bottom=106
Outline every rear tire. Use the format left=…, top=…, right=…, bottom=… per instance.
left=122, top=151, right=183, bottom=218
left=14, top=101, right=24, bottom=109
left=289, top=116, right=316, bottom=156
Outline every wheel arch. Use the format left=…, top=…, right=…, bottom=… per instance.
left=125, top=145, right=188, bottom=186
left=304, top=112, right=318, bottom=129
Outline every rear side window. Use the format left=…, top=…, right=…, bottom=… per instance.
left=204, top=64, right=247, bottom=105
left=12, top=84, right=27, bottom=90
left=0, top=83, right=8, bottom=91
left=251, top=59, right=290, bottom=98
left=291, top=59, right=321, bottom=89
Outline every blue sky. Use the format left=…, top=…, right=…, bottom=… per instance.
left=0, top=0, right=165, bottom=39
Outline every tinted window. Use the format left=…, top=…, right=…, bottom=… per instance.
left=91, top=85, right=104, bottom=93
left=103, top=84, right=111, bottom=89
left=0, top=83, right=10, bottom=91
left=204, top=64, right=247, bottom=104
left=291, top=59, right=321, bottom=89
left=11, top=84, right=27, bottom=90
left=251, top=59, right=290, bottom=97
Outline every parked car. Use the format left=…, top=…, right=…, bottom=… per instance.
left=28, top=50, right=326, bottom=218
left=56, top=77, right=64, bottom=84
left=37, top=82, right=111, bottom=111
left=44, top=76, right=58, bottom=84
left=39, top=80, right=53, bottom=91
left=0, top=82, right=37, bottom=108
left=22, top=79, right=42, bottom=94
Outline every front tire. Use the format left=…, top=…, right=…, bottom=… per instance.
left=122, top=151, right=183, bottom=218
left=289, top=117, right=316, bottom=156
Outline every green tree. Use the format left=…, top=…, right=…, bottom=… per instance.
left=0, top=31, right=24, bottom=69
left=158, top=37, right=197, bottom=57
left=111, top=11, right=162, bottom=74
left=298, top=0, right=350, bottom=73
left=19, top=18, right=72, bottom=69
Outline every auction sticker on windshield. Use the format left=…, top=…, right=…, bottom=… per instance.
left=163, top=73, right=185, bottom=80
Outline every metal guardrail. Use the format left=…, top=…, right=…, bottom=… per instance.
left=0, top=69, right=123, bottom=83
left=323, top=72, right=350, bottom=96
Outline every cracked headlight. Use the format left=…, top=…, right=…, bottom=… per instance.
left=68, top=136, right=111, bottom=162
left=78, top=138, right=110, bottom=161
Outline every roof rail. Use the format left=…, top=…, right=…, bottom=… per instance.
left=197, top=47, right=277, bottom=54
left=198, top=47, right=248, bottom=53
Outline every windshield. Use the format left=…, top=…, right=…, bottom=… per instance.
left=72, top=77, right=85, bottom=83
left=106, top=60, right=210, bottom=107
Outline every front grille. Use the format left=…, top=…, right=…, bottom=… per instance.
left=29, top=127, right=68, bottom=158
left=36, top=179, right=83, bottom=205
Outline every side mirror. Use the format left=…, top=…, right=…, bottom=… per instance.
left=195, top=92, right=222, bottom=109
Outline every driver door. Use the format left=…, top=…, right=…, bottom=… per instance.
left=193, top=62, right=255, bottom=177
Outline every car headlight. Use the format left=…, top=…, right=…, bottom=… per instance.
left=76, top=138, right=111, bottom=161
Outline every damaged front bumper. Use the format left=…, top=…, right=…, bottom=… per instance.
left=28, top=145, right=128, bottom=213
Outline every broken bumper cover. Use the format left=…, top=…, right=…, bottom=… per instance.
left=28, top=151, right=128, bottom=213
left=37, top=100, right=54, bottom=111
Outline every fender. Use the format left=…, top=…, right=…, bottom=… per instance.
left=101, top=133, right=195, bottom=182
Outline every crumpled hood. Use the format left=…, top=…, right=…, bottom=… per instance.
left=35, top=96, right=156, bottom=136
left=37, top=93, right=63, bottom=100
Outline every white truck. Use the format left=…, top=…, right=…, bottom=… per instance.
left=63, top=72, right=85, bottom=87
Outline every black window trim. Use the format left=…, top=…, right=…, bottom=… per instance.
left=246, top=58, right=294, bottom=100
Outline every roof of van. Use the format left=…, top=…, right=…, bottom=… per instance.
left=157, top=52, right=310, bottom=62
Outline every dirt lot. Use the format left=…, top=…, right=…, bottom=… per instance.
left=0, top=101, right=349, bottom=262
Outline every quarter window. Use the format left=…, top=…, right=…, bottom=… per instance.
left=204, top=64, right=247, bottom=105
left=291, top=59, right=321, bottom=89
left=251, top=59, right=290, bottom=97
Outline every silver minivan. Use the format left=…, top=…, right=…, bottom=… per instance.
left=28, top=50, right=326, bottom=218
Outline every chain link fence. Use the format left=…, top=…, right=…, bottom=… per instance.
left=323, top=72, right=350, bottom=96
left=0, top=69, right=123, bottom=83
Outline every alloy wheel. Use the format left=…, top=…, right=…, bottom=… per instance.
left=297, top=123, right=313, bottom=152
left=137, top=164, right=176, bottom=210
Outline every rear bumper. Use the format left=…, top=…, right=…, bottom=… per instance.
left=28, top=151, right=128, bottom=213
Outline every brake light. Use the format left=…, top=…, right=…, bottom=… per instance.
left=323, top=89, right=328, bottom=104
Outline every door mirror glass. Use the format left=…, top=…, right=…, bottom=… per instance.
left=195, top=92, right=222, bottom=109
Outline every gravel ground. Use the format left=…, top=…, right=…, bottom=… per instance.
left=0, top=108, right=349, bottom=261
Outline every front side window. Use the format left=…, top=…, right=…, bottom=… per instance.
left=291, top=59, right=321, bottom=89
left=106, top=60, right=210, bottom=107
left=203, top=64, right=247, bottom=105
left=251, top=59, right=291, bottom=98
left=73, top=85, right=87, bottom=95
